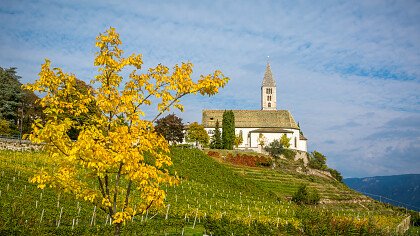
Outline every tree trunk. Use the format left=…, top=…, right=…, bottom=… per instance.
left=114, top=222, right=122, bottom=236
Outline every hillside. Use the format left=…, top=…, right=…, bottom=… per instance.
left=344, top=174, right=420, bottom=211
left=0, top=148, right=413, bottom=235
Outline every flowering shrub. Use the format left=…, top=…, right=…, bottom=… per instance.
left=207, top=151, right=221, bottom=158
left=226, top=153, right=272, bottom=167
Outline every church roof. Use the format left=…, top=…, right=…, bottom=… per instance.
left=262, top=62, right=276, bottom=87
left=299, top=133, right=307, bottom=140
left=202, top=110, right=299, bottom=129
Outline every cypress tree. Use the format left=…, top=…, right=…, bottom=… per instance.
left=210, top=119, right=222, bottom=149
left=222, top=110, right=235, bottom=150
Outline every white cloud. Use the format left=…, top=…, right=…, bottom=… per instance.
left=0, top=0, right=419, bottom=177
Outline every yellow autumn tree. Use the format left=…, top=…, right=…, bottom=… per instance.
left=24, top=27, right=229, bottom=235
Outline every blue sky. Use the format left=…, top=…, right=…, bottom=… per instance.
left=1, top=0, right=419, bottom=177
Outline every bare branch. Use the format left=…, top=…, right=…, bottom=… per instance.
left=151, top=93, right=188, bottom=123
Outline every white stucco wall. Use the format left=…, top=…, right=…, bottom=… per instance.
left=205, top=127, right=307, bottom=152
left=261, top=86, right=277, bottom=110
left=297, top=139, right=307, bottom=152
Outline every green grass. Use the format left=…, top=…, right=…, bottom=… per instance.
left=0, top=149, right=412, bottom=235
left=218, top=152, right=366, bottom=202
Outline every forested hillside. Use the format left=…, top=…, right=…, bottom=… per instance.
left=345, top=174, right=420, bottom=211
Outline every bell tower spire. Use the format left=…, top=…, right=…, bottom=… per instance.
left=261, top=60, right=277, bottom=110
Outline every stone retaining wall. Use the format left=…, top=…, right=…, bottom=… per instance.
left=395, top=215, right=411, bottom=234
left=0, top=138, right=43, bottom=151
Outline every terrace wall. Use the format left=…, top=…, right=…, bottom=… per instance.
left=0, top=137, right=43, bottom=151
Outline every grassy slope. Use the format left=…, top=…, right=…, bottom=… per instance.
left=206, top=150, right=410, bottom=229
left=0, top=149, right=412, bottom=235
left=226, top=161, right=365, bottom=201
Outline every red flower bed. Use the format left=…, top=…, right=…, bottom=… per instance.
left=207, top=151, right=221, bottom=158
left=226, top=153, right=272, bottom=167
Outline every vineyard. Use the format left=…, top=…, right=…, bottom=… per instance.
left=0, top=148, right=414, bottom=235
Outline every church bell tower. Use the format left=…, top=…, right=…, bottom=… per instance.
left=261, top=62, right=277, bottom=110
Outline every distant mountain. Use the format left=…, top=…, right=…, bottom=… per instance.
left=344, top=174, right=420, bottom=211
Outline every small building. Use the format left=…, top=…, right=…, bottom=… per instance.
left=202, top=62, right=307, bottom=152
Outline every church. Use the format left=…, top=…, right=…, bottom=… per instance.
left=202, top=63, right=308, bottom=152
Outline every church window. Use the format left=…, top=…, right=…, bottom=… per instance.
left=267, top=95, right=271, bottom=101
left=268, top=102, right=271, bottom=107
left=294, top=137, right=297, bottom=147
left=208, top=130, right=214, bottom=135
left=210, top=117, right=214, bottom=120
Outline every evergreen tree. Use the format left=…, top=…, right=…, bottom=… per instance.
left=210, top=119, right=222, bottom=149
left=222, top=110, right=235, bottom=150
left=0, top=67, right=41, bottom=136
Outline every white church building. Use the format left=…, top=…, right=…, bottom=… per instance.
left=202, top=63, right=308, bottom=152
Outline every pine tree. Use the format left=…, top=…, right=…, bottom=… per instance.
left=210, top=119, right=222, bottom=149
left=222, top=110, right=235, bottom=149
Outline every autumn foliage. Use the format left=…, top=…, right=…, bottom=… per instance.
left=226, top=153, right=272, bottom=167
left=207, top=151, right=271, bottom=167
left=24, top=27, right=228, bottom=234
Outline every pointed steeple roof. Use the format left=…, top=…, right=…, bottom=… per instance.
left=262, top=62, right=276, bottom=87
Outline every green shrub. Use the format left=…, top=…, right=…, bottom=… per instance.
left=203, top=216, right=286, bottom=235
left=408, top=210, right=420, bottom=227
left=308, top=151, right=327, bottom=170
left=281, top=148, right=296, bottom=160
left=292, top=184, right=320, bottom=205
left=0, top=118, right=12, bottom=136
left=264, top=140, right=296, bottom=159
left=328, top=168, right=343, bottom=182
left=296, top=208, right=386, bottom=236
left=173, top=143, right=194, bottom=149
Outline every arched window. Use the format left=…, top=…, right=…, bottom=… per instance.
left=268, top=102, right=271, bottom=107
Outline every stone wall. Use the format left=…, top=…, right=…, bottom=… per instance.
left=395, top=215, right=411, bottom=234
left=292, top=151, right=335, bottom=180
left=294, top=150, right=309, bottom=165
left=0, top=138, right=43, bottom=151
